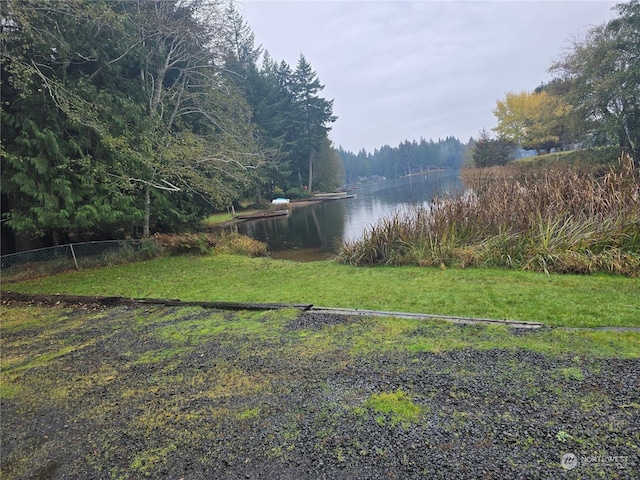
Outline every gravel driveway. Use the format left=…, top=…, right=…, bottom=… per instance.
left=1, top=303, right=638, bottom=479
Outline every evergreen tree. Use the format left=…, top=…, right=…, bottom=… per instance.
left=1, top=0, right=143, bottom=246
left=470, top=130, right=517, bottom=168
left=289, top=55, right=336, bottom=191
left=1, top=0, right=263, bottom=248
left=236, top=51, right=336, bottom=195
left=309, top=137, right=345, bottom=192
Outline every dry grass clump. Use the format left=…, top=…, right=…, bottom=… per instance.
left=155, top=233, right=218, bottom=255
left=337, top=155, right=640, bottom=276
left=155, top=232, right=267, bottom=257
left=215, top=232, right=268, bottom=257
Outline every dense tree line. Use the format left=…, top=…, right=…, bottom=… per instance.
left=338, top=137, right=466, bottom=182
left=1, top=0, right=339, bottom=252
left=472, top=0, right=639, bottom=167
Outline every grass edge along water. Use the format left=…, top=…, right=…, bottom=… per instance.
left=4, top=253, right=639, bottom=328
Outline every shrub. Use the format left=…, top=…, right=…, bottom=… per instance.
left=215, top=232, right=268, bottom=257
left=154, top=233, right=217, bottom=255
left=155, top=232, right=268, bottom=258
left=285, top=187, right=312, bottom=200
left=272, top=186, right=286, bottom=198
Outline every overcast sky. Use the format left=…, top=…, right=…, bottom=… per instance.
left=239, top=1, right=618, bottom=153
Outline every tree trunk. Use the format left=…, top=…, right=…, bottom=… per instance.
left=621, top=125, right=639, bottom=166
left=143, top=186, right=150, bottom=238
left=307, top=156, right=313, bottom=193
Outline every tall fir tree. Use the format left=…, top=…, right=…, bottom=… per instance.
left=289, top=55, right=336, bottom=191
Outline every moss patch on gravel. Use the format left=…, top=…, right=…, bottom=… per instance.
left=1, top=302, right=638, bottom=479
left=365, top=389, right=424, bottom=427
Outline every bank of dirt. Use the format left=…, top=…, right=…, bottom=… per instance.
left=1, top=302, right=638, bottom=479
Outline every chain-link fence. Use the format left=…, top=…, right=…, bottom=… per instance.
left=1, top=239, right=160, bottom=283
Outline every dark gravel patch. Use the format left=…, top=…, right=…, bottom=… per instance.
left=286, top=312, right=354, bottom=330
left=1, top=304, right=638, bottom=479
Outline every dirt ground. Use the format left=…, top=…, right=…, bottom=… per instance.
left=1, top=301, right=638, bottom=479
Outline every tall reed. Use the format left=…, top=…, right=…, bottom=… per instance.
left=337, top=155, right=640, bottom=276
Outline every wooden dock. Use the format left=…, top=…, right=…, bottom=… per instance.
left=317, top=193, right=356, bottom=200
left=313, top=192, right=356, bottom=200
left=235, top=209, right=289, bottom=220
left=289, top=193, right=356, bottom=207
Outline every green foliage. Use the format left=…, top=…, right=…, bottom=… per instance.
left=551, top=0, right=640, bottom=163
left=0, top=0, right=341, bottom=246
left=228, top=31, right=338, bottom=196
left=288, top=55, right=337, bottom=191
left=310, top=136, right=345, bottom=192
left=0, top=0, right=148, bottom=242
left=271, top=187, right=286, bottom=198
left=284, top=187, right=312, bottom=200
left=0, top=0, right=268, bottom=245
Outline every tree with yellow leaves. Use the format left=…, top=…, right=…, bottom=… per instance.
left=493, top=90, right=573, bottom=153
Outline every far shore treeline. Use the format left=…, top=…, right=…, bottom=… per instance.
left=1, top=0, right=638, bottom=255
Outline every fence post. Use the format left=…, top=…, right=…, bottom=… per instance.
left=69, top=244, right=79, bottom=270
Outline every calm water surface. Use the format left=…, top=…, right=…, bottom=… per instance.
left=235, top=171, right=463, bottom=261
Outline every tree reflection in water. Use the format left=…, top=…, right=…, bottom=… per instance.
left=237, top=171, right=463, bottom=261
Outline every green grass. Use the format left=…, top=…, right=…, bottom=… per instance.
left=365, top=389, right=424, bottom=427
left=4, top=253, right=639, bottom=328
left=201, top=202, right=267, bottom=228
left=201, top=211, right=236, bottom=227
left=514, top=146, right=621, bottom=169
left=350, top=316, right=640, bottom=358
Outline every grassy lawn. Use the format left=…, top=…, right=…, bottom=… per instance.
left=201, top=211, right=236, bottom=227
left=201, top=201, right=267, bottom=228
left=3, top=251, right=638, bottom=477
left=4, top=254, right=639, bottom=328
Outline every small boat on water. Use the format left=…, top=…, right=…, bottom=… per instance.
left=271, top=198, right=290, bottom=205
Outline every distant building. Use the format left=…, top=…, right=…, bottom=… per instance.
left=516, top=148, right=537, bottom=159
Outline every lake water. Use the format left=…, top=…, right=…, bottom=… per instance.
left=234, top=170, right=463, bottom=261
